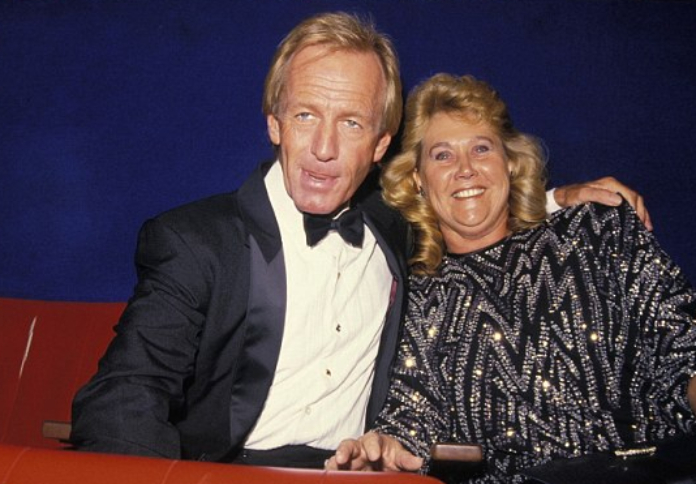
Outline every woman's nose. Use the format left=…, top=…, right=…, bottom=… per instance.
left=455, top=154, right=477, bottom=179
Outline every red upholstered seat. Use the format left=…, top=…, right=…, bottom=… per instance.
left=0, top=298, right=444, bottom=482
left=0, top=298, right=124, bottom=448
left=0, top=443, right=442, bottom=484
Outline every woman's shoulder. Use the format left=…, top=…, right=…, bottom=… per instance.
left=548, top=198, right=639, bottom=238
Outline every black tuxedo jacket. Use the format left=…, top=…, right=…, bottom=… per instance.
left=71, top=162, right=410, bottom=462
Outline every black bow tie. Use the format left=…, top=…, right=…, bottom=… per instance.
left=303, top=208, right=364, bottom=248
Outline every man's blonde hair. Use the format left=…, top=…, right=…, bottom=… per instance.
left=262, top=12, right=402, bottom=137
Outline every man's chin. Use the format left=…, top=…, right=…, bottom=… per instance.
left=294, top=198, right=345, bottom=216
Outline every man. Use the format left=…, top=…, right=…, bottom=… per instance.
left=71, top=12, right=649, bottom=469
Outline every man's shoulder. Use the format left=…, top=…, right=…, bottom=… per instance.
left=155, top=192, right=241, bottom=225
left=153, top=162, right=271, bottom=225
left=141, top=192, right=252, bottom=249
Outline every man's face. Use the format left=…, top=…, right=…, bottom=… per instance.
left=267, top=45, right=392, bottom=215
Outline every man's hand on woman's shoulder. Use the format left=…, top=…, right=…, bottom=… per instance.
left=553, top=176, right=652, bottom=231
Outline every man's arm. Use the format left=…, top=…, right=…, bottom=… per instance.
left=551, top=176, right=652, bottom=230
left=71, top=217, right=207, bottom=458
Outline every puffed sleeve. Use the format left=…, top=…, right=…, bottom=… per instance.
left=612, top=201, right=696, bottom=433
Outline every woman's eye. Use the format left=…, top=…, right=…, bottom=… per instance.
left=434, top=151, right=452, bottom=161
left=473, top=144, right=490, bottom=154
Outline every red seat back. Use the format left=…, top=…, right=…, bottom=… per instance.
left=0, top=298, right=124, bottom=448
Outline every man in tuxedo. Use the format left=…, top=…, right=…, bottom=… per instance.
left=70, top=11, right=648, bottom=468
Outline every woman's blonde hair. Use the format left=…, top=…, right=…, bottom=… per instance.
left=262, top=12, right=402, bottom=137
left=382, top=74, right=548, bottom=275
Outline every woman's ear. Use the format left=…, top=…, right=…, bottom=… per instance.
left=507, top=159, right=516, bottom=178
left=413, top=170, right=423, bottom=195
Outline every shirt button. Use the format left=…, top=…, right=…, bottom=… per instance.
left=305, top=406, right=312, bottom=415
left=326, top=369, right=332, bottom=377
left=336, top=324, right=341, bottom=332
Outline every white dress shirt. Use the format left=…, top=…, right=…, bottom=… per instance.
left=244, top=162, right=392, bottom=450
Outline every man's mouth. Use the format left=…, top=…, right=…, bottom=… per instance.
left=307, top=171, right=329, bottom=181
left=302, top=169, right=337, bottom=187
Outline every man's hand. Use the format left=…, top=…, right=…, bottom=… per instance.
left=326, top=432, right=423, bottom=472
left=554, top=176, right=652, bottom=230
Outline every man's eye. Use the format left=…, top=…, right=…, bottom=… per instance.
left=295, top=112, right=313, bottom=121
left=344, top=119, right=361, bottom=129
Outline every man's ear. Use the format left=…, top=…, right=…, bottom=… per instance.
left=372, top=133, right=392, bottom=163
left=267, top=114, right=281, bottom=145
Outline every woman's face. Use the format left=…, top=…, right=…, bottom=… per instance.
left=414, top=112, right=511, bottom=254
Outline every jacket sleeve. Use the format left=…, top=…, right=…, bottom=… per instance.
left=71, top=216, right=213, bottom=458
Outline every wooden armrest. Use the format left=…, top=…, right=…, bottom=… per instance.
left=429, top=442, right=484, bottom=483
left=42, top=420, right=72, bottom=441
left=430, top=443, right=483, bottom=462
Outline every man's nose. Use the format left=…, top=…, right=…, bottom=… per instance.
left=312, top=122, right=338, bottom=161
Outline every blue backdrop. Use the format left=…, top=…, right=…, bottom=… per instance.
left=1, top=0, right=695, bottom=302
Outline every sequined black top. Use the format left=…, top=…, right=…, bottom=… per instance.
left=375, top=201, right=696, bottom=483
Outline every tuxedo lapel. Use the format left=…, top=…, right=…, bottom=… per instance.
left=237, top=161, right=283, bottom=262
left=227, top=234, right=285, bottom=447
left=228, top=162, right=287, bottom=446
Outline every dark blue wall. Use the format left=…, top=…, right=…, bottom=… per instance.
left=1, top=0, right=695, bottom=301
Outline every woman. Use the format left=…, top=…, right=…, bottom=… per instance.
left=329, top=74, right=696, bottom=483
